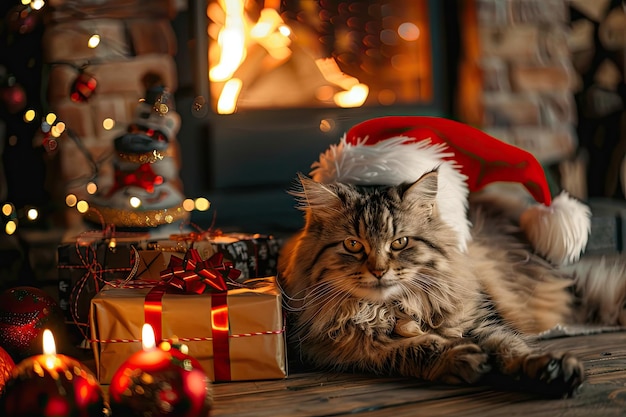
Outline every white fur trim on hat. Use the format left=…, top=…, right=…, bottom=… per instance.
left=520, top=192, right=591, bottom=265
left=310, top=135, right=472, bottom=252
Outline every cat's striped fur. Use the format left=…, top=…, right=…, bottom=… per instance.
left=278, top=170, right=623, bottom=397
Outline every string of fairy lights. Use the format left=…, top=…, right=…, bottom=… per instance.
left=1, top=0, right=210, bottom=236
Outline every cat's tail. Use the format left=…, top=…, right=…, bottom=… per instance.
left=561, top=255, right=626, bottom=326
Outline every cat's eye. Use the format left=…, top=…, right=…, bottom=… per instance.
left=391, top=237, right=408, bottom=250
left=343, top=238, right=364, bottom=253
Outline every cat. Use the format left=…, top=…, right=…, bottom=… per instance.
left=277, top=169, right=626, bottom=398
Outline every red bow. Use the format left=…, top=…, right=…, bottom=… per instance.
left=145, top=249, right=240, bottom=381
left=159, top=249, right=240, bottom=294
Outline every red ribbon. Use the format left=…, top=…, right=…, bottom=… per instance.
left=144, top=249, right=240, bottom=381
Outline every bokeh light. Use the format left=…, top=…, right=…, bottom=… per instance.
left=194, top=197, right=210, bottom=211
left=76, top=200, right=89, bottom=213
left=87, top=34, right=100, bottom=48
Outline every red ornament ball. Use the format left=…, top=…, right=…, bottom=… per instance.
left=0, top=345, right=15, bottom=396
left=0, top=351, right=106, bottom=417
left=0, top=287, right=66, bottom=362
left=109, top=342, right=213, bottom=417
left=70, top=72, right=97, bottom=103
left=0, top=81, right=27, bottom=114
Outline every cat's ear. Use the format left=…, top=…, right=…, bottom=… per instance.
left=291, top=173, right=342, bottom=214
left=400, top=169, right=438, bottom=213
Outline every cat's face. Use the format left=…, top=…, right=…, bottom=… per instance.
left=295, top=170, right=461, bottom=303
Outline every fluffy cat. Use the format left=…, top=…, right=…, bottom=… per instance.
left=277, top=170, right=625, bottom=397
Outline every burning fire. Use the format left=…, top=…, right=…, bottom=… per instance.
left=208, top=0, right=369, bottom=114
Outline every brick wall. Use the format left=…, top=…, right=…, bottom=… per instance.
left=458, top=0, right=583, bottom=197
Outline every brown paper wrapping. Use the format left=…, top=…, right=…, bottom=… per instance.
left=90, top=277, right=287, bottom=384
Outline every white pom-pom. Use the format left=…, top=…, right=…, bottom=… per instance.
left=520, top=192, right=591, bottom=265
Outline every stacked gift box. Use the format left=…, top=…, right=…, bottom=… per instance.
left=56, top=229, right=287, bottom=383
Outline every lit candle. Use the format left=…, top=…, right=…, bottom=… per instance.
left=108, top=324, right=213, bottom=417
left=0, top=329, right=107, bottom=417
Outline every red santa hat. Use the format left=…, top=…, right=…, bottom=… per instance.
left=310, top=116, right=590, bottom=265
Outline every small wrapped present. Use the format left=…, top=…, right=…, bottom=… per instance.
left=57, top=238, right=135, bottom=340
left=57, top=229, right=166, bottom=342
left=90, top=249, right=287, bottom=384
left=151, top=231, right=282, bottom=281
left=210, top=233, right=282, bottom=280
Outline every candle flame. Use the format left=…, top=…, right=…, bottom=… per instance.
left=142, top=323, right=156, bottom=350
left=43, top=329, right=57, bottom=370
left=43, top=329, right=56, bottom=356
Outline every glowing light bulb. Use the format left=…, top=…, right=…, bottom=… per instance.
left=129, top=197, right=142, bottom=208
left=88, top=34, right=101, bottom=49
left=76, top=200, right=89, bottom=213
left=23, top=109, right=36, bottom=122
left=182, top=199, right=195, bottom=212
left=31, top=0, right=45, bottom=10
left=2, top=203, right=14, bottom=216
left=86, top=182, right=98, bottom=195
left=102, top=118, right=115, bottom=130
left=5, top=220, right=17, bottom=235
left=194, top=197, right=211, bottom=211
left=65, top=194, right=77, bottom=207
left=27, top=208, right=38, bottom=221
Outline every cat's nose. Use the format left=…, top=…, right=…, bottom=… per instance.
left=370, top=269, right=387, bottom=279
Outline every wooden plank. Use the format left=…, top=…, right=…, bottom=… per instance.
left=210, top=331, right=626, bottom=417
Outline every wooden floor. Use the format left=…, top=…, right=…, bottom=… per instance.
left=208, top=330, right=626, bottom=417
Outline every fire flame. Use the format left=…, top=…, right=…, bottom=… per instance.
left=208, top=0, right=369, bottom=113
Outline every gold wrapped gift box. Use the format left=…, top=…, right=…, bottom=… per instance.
left=90, top=277, right=287, bottom=384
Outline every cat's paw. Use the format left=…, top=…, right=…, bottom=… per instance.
left=431, top=343, right=492, bottom=385
left=521, top=351, right=584, bottom=397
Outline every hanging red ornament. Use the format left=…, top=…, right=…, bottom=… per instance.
left=0, top=287, right=66, bottom=363
left=70, top=71, right=97, bottom=103
left=108, top=325, right=213, bottom=417
left=0, top=78, right=27, bottom=114
left=0, top=345, right=15, bottom=396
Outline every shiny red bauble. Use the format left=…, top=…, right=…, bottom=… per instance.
left=0, top=352, right=106, bottom=417
left=70, top=72, right=97, bottom=103
left=0, top=345, right=15, bottom=396
left=0, top=286, right=66, bottom=362
left=0, top=82, right=27, bottom=114
left=109, top=343, right=213, bottom=417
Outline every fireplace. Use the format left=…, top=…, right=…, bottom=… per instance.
left=176, top=0, right=454, bottom=232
